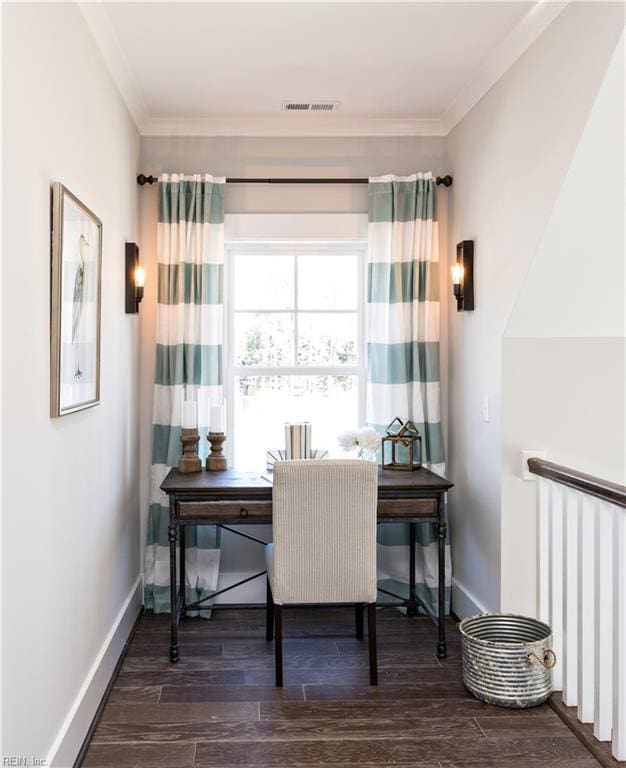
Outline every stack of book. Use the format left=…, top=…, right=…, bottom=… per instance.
left=284, top=422, right=312, bottom=459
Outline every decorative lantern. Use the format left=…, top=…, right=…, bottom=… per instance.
left=381, top=418, right=422, bottom=471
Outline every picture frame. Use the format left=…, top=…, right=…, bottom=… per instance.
left=50, top=183, right=103, bottom=417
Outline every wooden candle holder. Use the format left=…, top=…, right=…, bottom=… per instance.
left=179, top=428, right=202, bottom=473
left=207, top=432, right=227, bottom=471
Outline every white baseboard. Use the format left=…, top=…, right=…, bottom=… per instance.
left=47, top=574, right=143, bottom=768
left=451, top=578, right=488, bottom=619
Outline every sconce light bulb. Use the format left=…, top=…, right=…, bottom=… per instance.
left=134, top=265, right=146, bottom=288
left=451, top=263, right=464, bottom=286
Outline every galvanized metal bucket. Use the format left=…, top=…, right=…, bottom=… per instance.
left=458, top=613, right=556, bottom=708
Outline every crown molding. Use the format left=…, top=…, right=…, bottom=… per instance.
left=78, top=1, right=149, bottom=132
left=81, top=0, right=568, bottom=139
left=140, top=116, right=446, bottom=137
left=440, top=1, right=569, bottom=134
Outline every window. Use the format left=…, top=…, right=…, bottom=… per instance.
left=226, top=242, right=366, bottom=469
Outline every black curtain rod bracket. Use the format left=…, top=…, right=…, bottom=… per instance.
left=137, top=173, right=453, bottom=187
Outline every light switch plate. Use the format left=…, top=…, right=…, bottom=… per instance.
left=521, top=450, right=547, bottom=481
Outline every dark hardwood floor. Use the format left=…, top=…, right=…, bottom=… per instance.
left=82, top=607, right=601, bottom=767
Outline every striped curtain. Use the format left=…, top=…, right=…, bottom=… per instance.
left=367, top=172, right=451, bottom=615
left=144, top=173, right=225, bottom=615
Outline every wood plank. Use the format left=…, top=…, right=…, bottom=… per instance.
left=98, top=701, right=260, bottom=724
left=259, top=699, right=552, bottom=721
left=116, top=669, right=245, bottom=686
left=244, top=668, right=447, bottom=686
left=82, top=743, right=195, bottom=766
left=477, top=712, right=573, bottom=737
left=193, top=735, right=590, bottom=766
left=160, top=684, right=305, bottom=703
left=126, top=641, right=223, bottom=657
left=92, top=715, right=482, bottom=744
left=442, top=760, right=600, bottom=767
left=193, top=760, right=442, bottom=768
left=302, top=681, right=471, bottom=701
left=107, top=685, right=161, bottom=704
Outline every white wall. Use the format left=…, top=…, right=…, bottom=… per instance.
left=2, top=3, right=141, bottom=764
left=501, top=32, right=625, bottom=616
left=138, top=137, right=450, bottom=596
left=446, top=2, right=624, bottom=616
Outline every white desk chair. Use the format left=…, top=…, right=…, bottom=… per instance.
left=265, top=459, right=378, bottom=686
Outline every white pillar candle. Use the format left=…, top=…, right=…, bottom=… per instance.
left=182, top=400, right=197, bottom=430
left=210, top=402, right=224, bottom=433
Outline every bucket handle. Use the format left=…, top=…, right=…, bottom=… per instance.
left=526, top=649, right=557, bottom=669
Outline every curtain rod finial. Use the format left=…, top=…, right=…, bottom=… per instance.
left=436, top=175, right=453, bottom=187
left=137, top=174, right=158, bottom=186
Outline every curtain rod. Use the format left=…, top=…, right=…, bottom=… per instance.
left=136, top=173, right=453, bottom=187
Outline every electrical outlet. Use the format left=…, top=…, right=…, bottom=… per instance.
left=482, top=396, right=490, bottom=423
left=521, top=450, right=547, bottom=481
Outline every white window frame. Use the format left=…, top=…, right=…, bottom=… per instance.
left=224, top=239, right=367, bottom=466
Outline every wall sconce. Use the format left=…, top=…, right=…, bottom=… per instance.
left=125, top=242, right=145, bottom=313
left=452, top=240, right=474, bottom=311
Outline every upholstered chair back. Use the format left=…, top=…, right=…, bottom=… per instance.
left=269, top=459, right=378, bottom=605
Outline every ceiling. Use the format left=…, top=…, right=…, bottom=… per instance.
left=79, top=1, right=566, bottom=136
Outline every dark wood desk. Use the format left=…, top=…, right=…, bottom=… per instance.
left=161, top=467, right=453, bottom=663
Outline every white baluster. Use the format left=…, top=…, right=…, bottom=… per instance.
left=577, top=495, right=596, bottom=724
left=594, top=500, right=614, bottom=741
left=562, top=488, right=579, bottom=706
left=550, top=482, right=564, bottom=691
left=613, top=505, right=626, bottom=761
left=538, top=478, right=550, bottom=624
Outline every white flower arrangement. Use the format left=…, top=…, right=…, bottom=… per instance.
left=337, top=427, right=381, bottom=458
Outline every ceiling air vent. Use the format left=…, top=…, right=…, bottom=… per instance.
left=282, top=101, right=339, bottom=112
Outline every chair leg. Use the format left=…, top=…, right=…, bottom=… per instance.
left=274, top=604, right=283, bottom=687
left=367, top=603, right=378, bottom=686
left=355, top=603, right=364, bottom=640
left=266, top=578, right=274, bottom=642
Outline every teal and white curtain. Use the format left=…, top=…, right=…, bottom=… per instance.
left=144, top=173, right=225, bottom=615
left=367, top=172, right=451, bottom=614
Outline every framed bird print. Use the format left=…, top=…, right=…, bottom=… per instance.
left=50, top=183, right=102, bottom=417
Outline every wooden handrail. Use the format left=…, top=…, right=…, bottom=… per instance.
left=528, top=458, right=626, bottom=509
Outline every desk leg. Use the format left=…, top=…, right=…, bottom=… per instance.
left=437, top=495, right=447, bottom=659
left=169, top=497, right=179, bottom=663
left=407, top=522, right=417, bottom=617
left=179, top=525, right=186, bottom=620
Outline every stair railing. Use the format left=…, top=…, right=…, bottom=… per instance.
left=528, top=458, right=626, bottom=762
